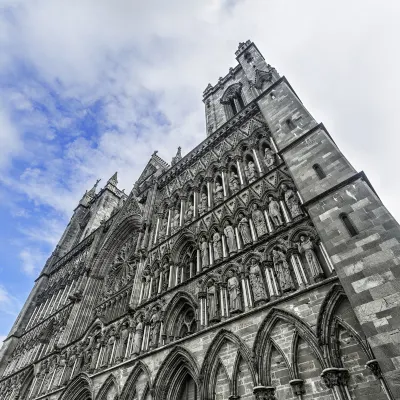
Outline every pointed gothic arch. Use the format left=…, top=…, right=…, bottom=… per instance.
left=163, top=291, right=198, bottom=342
left=95, top=374, right=118, bottom=400
left=153, top=346, right=200, bottom=400
left=59, top=373, right=92, bottom=400
left=199, top=329, right=256, bottom=399
left=220, top=83, right=245, bottom=118
left=253, top=307, right=325, bottom=386
left=120, top=361, right=152, bottom=400
left=18, top=367, right=35, bottom=400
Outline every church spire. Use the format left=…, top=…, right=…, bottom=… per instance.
left=171, top=146, right=182, bottom=166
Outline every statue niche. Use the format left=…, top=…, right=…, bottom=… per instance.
left=101, top=235, right=138, bottom=301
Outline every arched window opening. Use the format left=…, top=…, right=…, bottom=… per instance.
left=229, top=98, right=237, bottom=115
left=178, top=374, right=197, bottom=400
left=312, top=163, right=326, bottom=179
left=340, top=213, right=358, bottom=237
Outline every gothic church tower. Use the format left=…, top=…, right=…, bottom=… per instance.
left=0, top=41, right=399, bottom=400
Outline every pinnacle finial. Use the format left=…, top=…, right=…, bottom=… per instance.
left=108, top=172, right=118, bottom=186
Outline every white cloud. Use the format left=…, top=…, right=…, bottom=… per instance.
left=0, top=285, right=21, bottom=317
left=0, top=0, right=399, bottom=248
left=19, top=248, right=47, bottom=276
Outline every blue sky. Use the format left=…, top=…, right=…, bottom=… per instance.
left=1, top=0, right=400, bottom=343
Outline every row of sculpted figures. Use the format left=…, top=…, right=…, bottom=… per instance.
left=138, top=221, right=335, bottom=307
left=4, top=285, right=391, bottom=400
left=155, top=133, right=282, bottom=243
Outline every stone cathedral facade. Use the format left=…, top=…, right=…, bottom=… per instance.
left=1, top=40, right=400, bottom=400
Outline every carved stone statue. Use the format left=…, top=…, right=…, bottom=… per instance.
left=149, top=309, right=161, bottom=348
left=224, top=221, right=237, bottom=254
left=102, top=333, right=116, bottom=368
left=245, top=160, right=257, bottom=183
left=273, top=249, right=295, bottom=293
left=263, top=147, right=275, bottom=169
left=213, top=232, right=222, bottom=261
left=153, top=267, right=161, bottom=295
left=207, top=284, right=218, bottom=321
left=238, top=214, right=252, bottom=246
left=214, top=181, right=224, bottom=203
left=185, top=200, right=194, bottom=222
left=298, top=235, right=324, bottom=281
left=282, top=184, right=302, bottom=218
left=89, top=337, right=101, bottom=372
left=117, top=322, right=130, bottom=361
left=199, top=192, right=208, bottom=215
left=268, top=196, right=284, bottom=227
left=229, top=171, right=240, bottom=193
left=248, top=259, right=267, bottom=303
left=132, top=316, right=144, bottom=355
left=201, top=237, right=209, bottom=268
left=172, top=209, right=180, bottom=232
left=251, top=203, right=267, bottom=237
left=227, top=271, right=241, bottom=312
left=159, top=218, right=167, bottom=237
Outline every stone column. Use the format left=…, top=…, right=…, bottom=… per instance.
left=157, top=271, right=163, bottom=294
left=198, top=292, right=207, bottom=327
left=138, top=278, right=145, bottom=303
left=193, top=186, right=199, bottom=219
left=196, top=248, right=201, bottom=273
left=240, top=274, right=250, bottom=311
left=290, top=253, right=306, bottom=290
left=235, top=226, right=242, bottom=251
left=206, top=177, right=212, bottom=209
left=219, top=283, right=227, bottom=320
left=222, top=234, right=228, bottom=258
left=264, top=261, right=279, bottom=300
left=166, top=208, right=172, bottom=236
left=264, top=210, right=273, bottom=233
left=318, top=240, right=335, bottom=274
left=252, top=148, right=263, bottom=174
left=235, top=156, right=245, bottom=186
left=179, top=195, right=186, bottom=227
left=221, top=168, right=228, bottom=198
left=169, top=264, right=175, bottom=288
left=280, top=200, right=291, bottom=223
left=249, top=218, right=257, bottom=242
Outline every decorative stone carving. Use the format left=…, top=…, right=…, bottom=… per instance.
left=268, top=196, right=283, bottom=227
left=297, top=235, right=324, bottom=281
left=102, top=237, right=138, bottom=301
left=214, top=181, right=224, bottom=203
left=149, top=308, right=162, bottom=349
left=272, top=249, right=294, bottom=292
left=102, top=331, right=116, bottom=368
left=207, top=283, right=219, bottom=322
left=116, top=321, right=130, bottom=361
left=229, top=171, right=240, bottom=193
left=252, top=204, right=267, bottom=237
left=132, top=316, right=144, bottom=355
left=366, top=359, right=382, bottom=378
left=212, top=231, right=222, bottom=261
left=289, top=379, right=305, bottom=396
left=185, top=200, right=194, bottom=222
left=224, top=221, right=237, bottom=254
left=201, top=237, right=209, bottom=268
left=199, top=192, right=208, bottom=215
left=171, top=209, right=180, bottom=232
left=238, top=213, right=252, bottom=246
left=227, top=271, right=242, bottom=313
left=245, top=160, right=257, bottom=183
left=282, top=184, right=302, bottom=219
left=263, top=147, right=275, bottom=169
left=159, top=218, right=167, bottom=237
left=248, top=258, right=267, bottom=303
left=253, top=385, right=277, bottom=400
left=89, top=337, right=101, bottom=372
